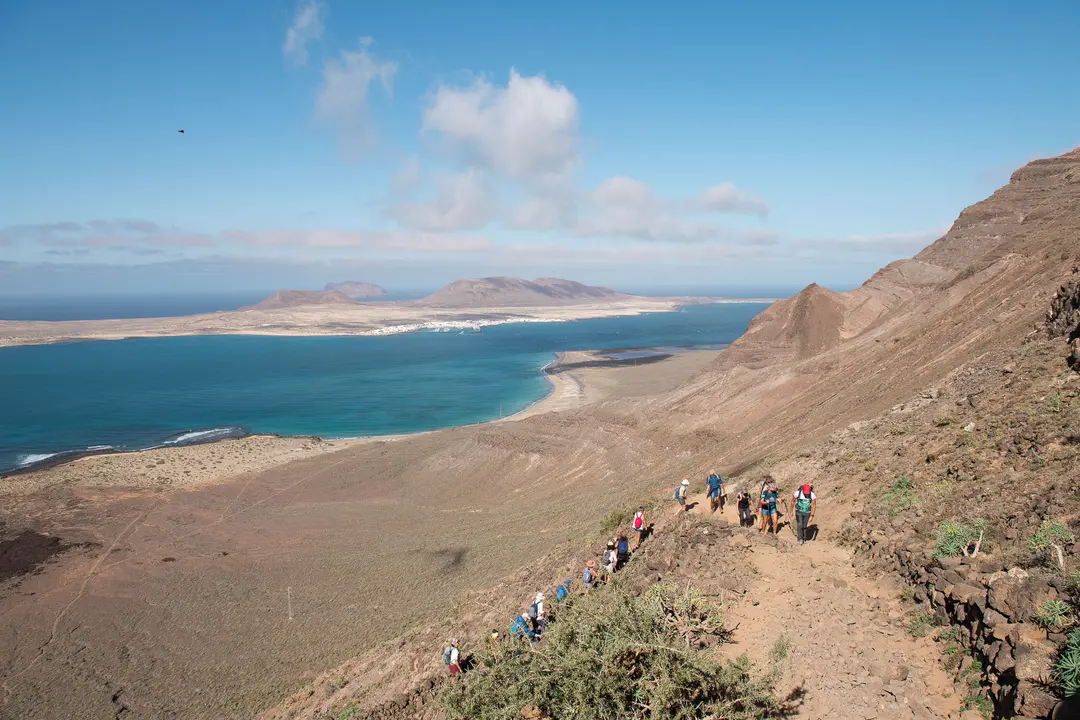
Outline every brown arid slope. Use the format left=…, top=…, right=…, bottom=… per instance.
left=1, top=149, right=1079, bottom=720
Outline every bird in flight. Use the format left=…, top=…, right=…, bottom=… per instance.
left=177, top=129, right=185, bottom=134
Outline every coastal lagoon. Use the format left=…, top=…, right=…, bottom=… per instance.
left=0, top=303, right=767, bottom=472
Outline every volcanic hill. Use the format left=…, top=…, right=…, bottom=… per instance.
left=413, top=277, right=627, bottom=307
left=324, top=282, right=388, bottom=299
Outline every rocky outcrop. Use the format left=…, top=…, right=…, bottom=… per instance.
left=857, top=534, right=1066, bottom=719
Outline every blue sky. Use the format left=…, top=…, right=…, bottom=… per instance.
left=0, top=0, right=1077, bottom=295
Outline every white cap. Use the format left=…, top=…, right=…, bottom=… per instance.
left=681, top=479, right=690, bottom=485
left=536, top=592, right=544, bottom=601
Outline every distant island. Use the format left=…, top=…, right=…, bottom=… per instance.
left=0, top=276, right=775, bottom=348
left=324, top=281, right=388, bottom=299
left=252, top=289, right=358, bottom=310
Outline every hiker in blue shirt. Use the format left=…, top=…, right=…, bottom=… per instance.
left=705, top=470, right=725, bottom=514
left=615, top=534, right=630, bottom=570
left=758, top=480, right=787, bottom=535
left=555, top=578, right=572, bottom=602
left=511, top=614, right=536, bottom=642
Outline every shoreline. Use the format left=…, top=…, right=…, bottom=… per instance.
left=0, top=346, right=725, bottom=491
left=0, top=297, right=777, bottom=349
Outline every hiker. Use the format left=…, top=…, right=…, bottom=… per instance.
left=632, top=506, right=647, bottom=549
left=603, top=540, right=618, bottom=573
left=736, top=488, right=754, bottom=527
left=675, top=478, right=690, bottom=512
left=511, top=613, right=536, bottom=642
left=792, top=483, right=817, bottom=544
left=759, top=480, right=787, bottom=535
left=555, top=577, right=572, bottom=602
left=583, top=560, right=598, bottom=590
left=529, top=592, right=546, bottom=635
left=705, top=470, right=725, bottom=513
left=443, top=639, right=461, bottom=678
left=616, top=533, right=630, bottom=569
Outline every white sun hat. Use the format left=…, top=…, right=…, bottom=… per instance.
left=681, top=479, right=690, bottom=486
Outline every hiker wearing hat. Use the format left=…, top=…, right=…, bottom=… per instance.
left=792, top=483, right=817, bottom=544
left=675, top=478, right=690, bottom=512
left=443, top=639, right=461, bottom=678
left=758, top=479, right=787, bottom=535
left=603, top=540, right=618, bottom=573
left=632, top=506, right=647, bottom=549
left=583, top=560, right=598, bottom=590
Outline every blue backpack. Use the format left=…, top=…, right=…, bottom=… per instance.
left=617, top=538, right=629, bottom=556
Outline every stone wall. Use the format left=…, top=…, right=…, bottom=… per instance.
left=857, top=532, right=1067, bottom=719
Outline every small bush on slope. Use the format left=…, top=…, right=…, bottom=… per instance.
left=933, top=518, right=988, bottom=559
left=1053, top=629, right=1080, bottom=698
left=883, top=475, right=918, bottom=516
left=442, top=581, right=780, bottom=720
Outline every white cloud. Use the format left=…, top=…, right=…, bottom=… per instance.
left=223, top=228, right=490, bottom=253
left=283, top=0, right=325, bottom=66
left=387, top=169, right=496, bottom=232
left=392, top=156, right=423, bottom=193
left=423, top=70, right=579, bottom=181
left=697, top=182, right=768, bottom=216
left=575, top=176, right=717, bottom=243
left=315, top=39, right=397, bottom=158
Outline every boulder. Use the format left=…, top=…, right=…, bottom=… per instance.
left=1013, top=639, right=1056, bottom=683
left=1016, top=681, right=1059, bottom=717
left=987, top=568, right=1035, bottom=620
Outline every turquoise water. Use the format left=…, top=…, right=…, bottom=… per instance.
left=0, top=303, right=767, bottom=472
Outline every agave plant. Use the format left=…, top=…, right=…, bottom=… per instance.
left=1052, top=629, right=1080, bottom=698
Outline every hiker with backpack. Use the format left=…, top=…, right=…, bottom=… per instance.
left=758, top=480, right=787, bottom=535
left=632, top=506, right=647, bottom=549
left=616, top=533, right=630, bottom=570
left=736, top=488, right=754, bottom=527
left=603, top=541, right=618, bottom=573
left=705, top=470, right=725, bottom=513
left=528, top=592, right=546, bottom=635
left=675, top=479, right=690, bottom=512
left=583, top=560, right=598, bottom=590
left=443, top=639, right=461, bottom=678
left=792, top=483, right=817, bottom=544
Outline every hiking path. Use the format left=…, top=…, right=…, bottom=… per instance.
left=677, top=489, right=977, bottom=720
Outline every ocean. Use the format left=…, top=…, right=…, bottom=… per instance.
left=0, top=303, right=767, bottom=473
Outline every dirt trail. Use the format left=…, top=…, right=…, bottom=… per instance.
left=678, top=489, right=968, bottom=720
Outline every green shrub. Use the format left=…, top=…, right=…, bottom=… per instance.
left=1052, top=629, right=1080, bottom=698
left=907, top=611, right=936, bottom=638
left=883, top=476, right=919, bottom=516
left=1030, top=520, right=1076, bottom=569
left=442, top=581, right=781, bottom=720
left=934, top=519, right=988, bottom=559
left=1034, top=598, right=1075, bottom=631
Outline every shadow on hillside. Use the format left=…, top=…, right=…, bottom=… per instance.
left=774, top=684, right=808, bottom=716
left=414, top=546, right=470, bottom=574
